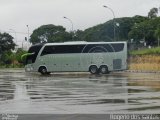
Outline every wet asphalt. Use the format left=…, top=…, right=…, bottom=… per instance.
left=0, top=69, right=160, bottom=114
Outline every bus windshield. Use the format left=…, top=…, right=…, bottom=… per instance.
left=26, top=44, right=43, bottom=64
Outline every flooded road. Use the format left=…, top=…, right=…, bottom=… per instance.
left=0, top=69, right=160, bottom=114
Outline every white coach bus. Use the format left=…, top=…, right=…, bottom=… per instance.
left=23, top=41, right=127, bottom=74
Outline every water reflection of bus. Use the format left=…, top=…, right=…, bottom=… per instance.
left=23, top=41, right=127, bottom=75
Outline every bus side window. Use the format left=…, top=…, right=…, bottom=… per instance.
left=41, top=46, right=55, bottom=56
left=111, top=43, right=124, bottom=52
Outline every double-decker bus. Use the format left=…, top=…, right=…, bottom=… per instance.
left=23, top=41, right=127, bottom=74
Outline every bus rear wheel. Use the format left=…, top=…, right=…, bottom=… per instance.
left=99, top=65, right=109, bottom=74
left=39, top=66, right=48, bottom=75
left=89, top=65, right=98, bottom=74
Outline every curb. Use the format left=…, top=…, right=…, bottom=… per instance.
left=125, top=70, right=160, bottom=74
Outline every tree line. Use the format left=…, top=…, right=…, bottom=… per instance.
left=0, top=33, right=26, bottom=67
left=29, top=7, right=160, bottom=47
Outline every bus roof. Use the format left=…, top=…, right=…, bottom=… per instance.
left=44, top=41, right=127, bottom=46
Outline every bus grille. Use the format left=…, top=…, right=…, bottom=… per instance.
left=113, top=59, right=122, bottom=70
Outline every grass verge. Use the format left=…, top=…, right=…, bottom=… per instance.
left=130, top=47, right=160, bottom=55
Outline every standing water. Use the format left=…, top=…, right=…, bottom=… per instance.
left=0, top=69, right=160, bottom=114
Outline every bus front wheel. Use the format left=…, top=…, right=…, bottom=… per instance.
left=99, top=65, right=109, bottom=74
left=39, top=66, right=48, bottom=75
left=89, top=65, right=98, bottom=74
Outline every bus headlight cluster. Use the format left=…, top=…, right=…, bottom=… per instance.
left=25, top=66, right=33, bottom=72
left=26, top=68, right=30, bottom=72
left=30, top=67, right=33, bottom=71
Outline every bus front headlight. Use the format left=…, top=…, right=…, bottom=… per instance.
left=30, top=67, right=33, bottom=71
left=25, top=67, right=31, bottom=72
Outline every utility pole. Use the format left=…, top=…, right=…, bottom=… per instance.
left=63, top=16, right=74, bottom=40
left=103, top=5, right=116, bottom=41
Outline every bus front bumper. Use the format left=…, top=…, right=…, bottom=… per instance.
left=25, top=65, right=34, bottom=72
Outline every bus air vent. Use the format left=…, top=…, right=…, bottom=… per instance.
left=113, top=59, right=122, bottom=70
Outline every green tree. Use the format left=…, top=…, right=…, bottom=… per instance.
left=72, top=30, right=84, bottom=41
left=30, top=24, right=72, bottom=44
left=15, top=48, right=27, bottom=64
left=79, top=16, right=147, bottom=42
left=0, top=32, right=16, bottom=53
left=148, top=8, right=158, bottom=19
left=129, top=21, right=149, bottom=44
left=129, top=17, right=160, bottom=46
left=0, top=51, right=14, bottom=65
left=154, top=27, right=160, bottom=47
left=0, top=32, right=16, bottom=66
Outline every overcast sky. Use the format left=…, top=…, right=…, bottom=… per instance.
left=0, top=0, right=159, bottom=46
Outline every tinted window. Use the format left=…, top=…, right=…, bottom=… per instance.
left=82, top=44, right=113, bottom=53
left=111, top=43, right=124, bottom=52
left=40, top=43, right=124, bottom=55
left=54, top=45, right=85, bottom=53
left=40, top=46, right=54, bottom=56
left=41, top=45, right=85, bottom=55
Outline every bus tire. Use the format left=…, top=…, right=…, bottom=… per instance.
left=89, top=65, right=98, bottom=74
left=99, top=65, right=109, bottom=74
left=39, top=66, right=48, bottom=75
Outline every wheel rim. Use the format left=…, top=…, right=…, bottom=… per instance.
left=100, top=66, right=108, bottom=74
left=101, top=67, right=106, bottom=73
left=40, top=67, right=47, bottom=74
left=91, top=68, right=96, bottom=73
left=90, top=66, right=97, bottom=74
left=42, top=68, right=47, bottom=73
